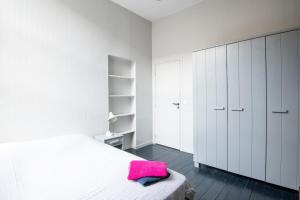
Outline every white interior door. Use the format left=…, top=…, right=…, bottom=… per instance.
left=155, top=60, right=180, bottom=149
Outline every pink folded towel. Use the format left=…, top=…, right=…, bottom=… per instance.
left=127, top=160, right=168, bottom=180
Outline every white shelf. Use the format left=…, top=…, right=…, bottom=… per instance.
left=115, top=113, right=135, bottom=117
left=109, top=75, right=135, bottom=80
left=116, top=130, right=135, bottom=135
left=109, top=95, right=134, bottom=98
left=94, top=134, right=123, bottom=141
left=94, top=130, right=135, bottom=142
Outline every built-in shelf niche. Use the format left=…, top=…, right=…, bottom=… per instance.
left=108, top=55, right=135, bottom=77
left=109, top=78, right=134, bottom=96
left=109, top=97, right=134, bottom=114
left=108, top=55, right=136, bottom=149
left=109, top=115, right=135, bottom=133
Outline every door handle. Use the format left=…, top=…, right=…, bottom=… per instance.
left=272, top=110, right=288, bottom=114
left=231, top=108, right=244, bottom=112
left=213, top=107, right=225, bottom=111
left=172, top=102, right=180, bottom=109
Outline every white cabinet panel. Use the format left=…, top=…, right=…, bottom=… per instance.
left=251, top=37, right=267, bottom=181
left=281, top=31, right=299, bottom=189
left=215, top=46, right=228, bottom=171
left=227, top=43, right=240, bottom=173
left=267, top=30, right=299, bottom=189
left=266, top=34, right=282, bottom=185
left=206, top=48, right=217, bottom=167
left=195, top=51, right=207, bottom=164
left=239, top=40, right=252, bottom=177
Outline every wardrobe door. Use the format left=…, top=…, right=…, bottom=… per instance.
left=206, top=48, right=217, bottom=167
left=281, top=31, right=299, bottom=189
left=193, top=47, right=227, bottom=168
left=251, top=37, right=267, bottom=181
left=227, top=43, right=240, bottom=173
left=239, top=40, right=253, bottom=177
left=228, top=38, right=266, bottom=178
left=215, top=46, right=228, bottom=170
left=194, top=51, right=207, bottom=164
left=267, top=31, right=299, bottom=189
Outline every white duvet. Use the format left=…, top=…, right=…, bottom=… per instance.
left=0, top=134, right=193, bottom=200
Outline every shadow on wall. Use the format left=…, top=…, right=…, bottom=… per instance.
left=0, top=0, right=111, bottom=142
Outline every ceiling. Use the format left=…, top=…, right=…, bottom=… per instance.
left=110, top=0, right=205, bottom=22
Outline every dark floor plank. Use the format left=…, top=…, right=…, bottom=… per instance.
left=223, top=175, right=249, bottom=200
left=194, top=168, right=220, bottom=199
left=214, top=173, right=239, bottom=200
left=249, top=180, right=265, bottom=200
left=239, top=179, right=256, bottom=200
left=263, top=184, right=281, bottom=200
left=200, top=170, right=232, bottom=200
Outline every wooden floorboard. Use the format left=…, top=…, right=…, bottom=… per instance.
left=126, top=145, right=298, bottom=200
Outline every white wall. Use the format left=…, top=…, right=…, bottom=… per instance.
left=152, top=0, right=300, bottom=153
left=0, top=0, right=153, bottom=146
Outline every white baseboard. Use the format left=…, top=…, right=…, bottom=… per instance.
left=135, top=140, right=153, bottom=149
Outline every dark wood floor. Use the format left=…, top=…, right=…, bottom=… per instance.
left=126, top=144, right=298, bottom=200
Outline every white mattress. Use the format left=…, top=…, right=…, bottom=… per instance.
left=0, top=134, right=193, bottom=200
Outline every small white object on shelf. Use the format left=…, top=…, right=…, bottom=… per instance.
left=114, top=113, right=135, bottom=117
left=105, top=131, right=113, bottom=137
left=109, top=95, right=134, bottom=98
left=117, top=130, right=135, bottom=135
left=108, top=75, right=134, bottom=80
left=106, top=112, right=118, bottom=137
left=108, top=112, right=118, bottom=122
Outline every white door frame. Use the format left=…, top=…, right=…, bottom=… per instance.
left=153, top=56, right=183, bottom=150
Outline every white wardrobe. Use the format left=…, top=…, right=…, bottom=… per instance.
left=193, top=30, right=300, bottom=190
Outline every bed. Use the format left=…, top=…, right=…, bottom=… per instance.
left=0, top=134, right=194, bottom=200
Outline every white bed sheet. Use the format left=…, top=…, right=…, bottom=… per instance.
left=0, top=134, right=193, bottom=200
